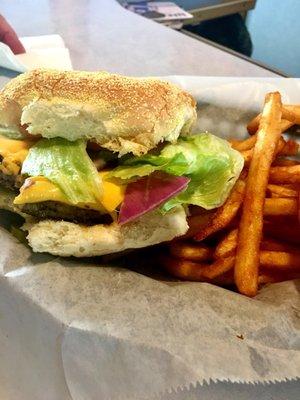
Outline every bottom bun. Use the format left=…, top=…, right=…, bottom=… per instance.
left=25, top=206, right=188, bottom=257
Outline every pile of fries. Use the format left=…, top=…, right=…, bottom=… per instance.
left=160, top=92, right=300, bottom=297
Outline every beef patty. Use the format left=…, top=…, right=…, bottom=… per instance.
left=0, top=171, right=112, bottom=224
left=18, top=201, right=113, bottom=224
left=0, top=173, right=17, bottom=191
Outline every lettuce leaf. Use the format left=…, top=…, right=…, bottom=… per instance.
left=22, top=138, right=102, bottom=205
left=111, top=152, right=189, bottom=179
left=110, top=133, right=244, bottom=210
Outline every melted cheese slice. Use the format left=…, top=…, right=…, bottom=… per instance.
left=0, top=135, right=31, bottom=175
left=14, top=172, right=125, bottom=213
left=100, top=172, right=125, bottom=212
left=0, top=135, right=125, bottom=212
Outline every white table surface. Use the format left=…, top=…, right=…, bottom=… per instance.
left=1, top=0, right=279, bottom=77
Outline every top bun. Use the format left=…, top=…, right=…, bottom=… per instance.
left=0, top=69, right=196, bottom=155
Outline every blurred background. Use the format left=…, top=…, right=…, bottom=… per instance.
left=122, top=0, right=300, bottom=77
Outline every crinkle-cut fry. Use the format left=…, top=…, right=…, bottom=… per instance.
left=264, top=198, right=298, bottom=216
left=266, top=184, right=298, bottom=198
left=235, top=92, right=283, bottom=297
left=258, top=271, right=300, bottom=284
left=169, top=241, right=213, bottom=262
left=160, top=254, right=234, bottom=281
left=214, top=229, right=238, bottom=259
left=194, top=179, right=245, bottom=241
left=247, top=105, right=296, bottom=135
left=264, top=219, right=300, bottom=245
left=272, top=159, right=299, bottom=167
left=269, top=165, right=300, bottom=184
left=260, top=251, right=300, bottom=270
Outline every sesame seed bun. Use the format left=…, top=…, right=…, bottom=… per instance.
left=0, top=69, right=197, bottom=155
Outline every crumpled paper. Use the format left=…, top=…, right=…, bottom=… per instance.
left=0, top=77, right=299, bottom=400
left=0, top=34, right=72, bottom=72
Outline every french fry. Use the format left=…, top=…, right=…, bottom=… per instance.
left=280, top=139, right=299, bottom=156
left=277, top=107, right=297, bottom=123
left=169, top=241, right=213, bottom=262
left=214, top=229, right=238, bottom=259
left=280, top=183, right=300, bottom=190
left=248, top=118, right=293, bottom=135
left=284, top=105, right=300, bottom=124
left=272, top=159, right=299, bottom=167
left=258, top=271, right=300, bottom=284
left=230, top=135, right=257, bottom=151
left=241, top=137, right=295, bottom=167
left=194, top=179, right=245, bottom=241
left=247, top=105, right=296, bottom=135
left=160, top=255, right=206, bottom=281
left=231, top=135, right=298, bottom=156
left=258, top=273, right=282, bottom=284
left=183, top=210, right=216, bottom=239
left=264, top=198, right=298, bottom=216
left=240, top=149, right=252, bottom=166
left=275, top=136, right=286, bottom=152
left=280, top=119, right=294, bottom=133
left=235, top=92, right=283, bottom=297
left=260, top=251, right=300, bottom=270
left=269, top=165, right=300, bottom=184
left=246, top=114, right=261, bottom=135
left=160, top=254, right=234, bottom=281
left=214, top=232, right=300, bottom=259
left=261, top=238, right=300, bottom=253
left=163, top=248, right=300, bottom=287
left=266, top=184, right=298, bottom=198
left=203, top=257, right=235, bottom=279
left=161, top=96, right=300, bottom=295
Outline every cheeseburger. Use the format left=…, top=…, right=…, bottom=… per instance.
left=0, top=69, right=243, bottom=256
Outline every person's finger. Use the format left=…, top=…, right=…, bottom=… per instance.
left=0, top=15, right=25, bottom=54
